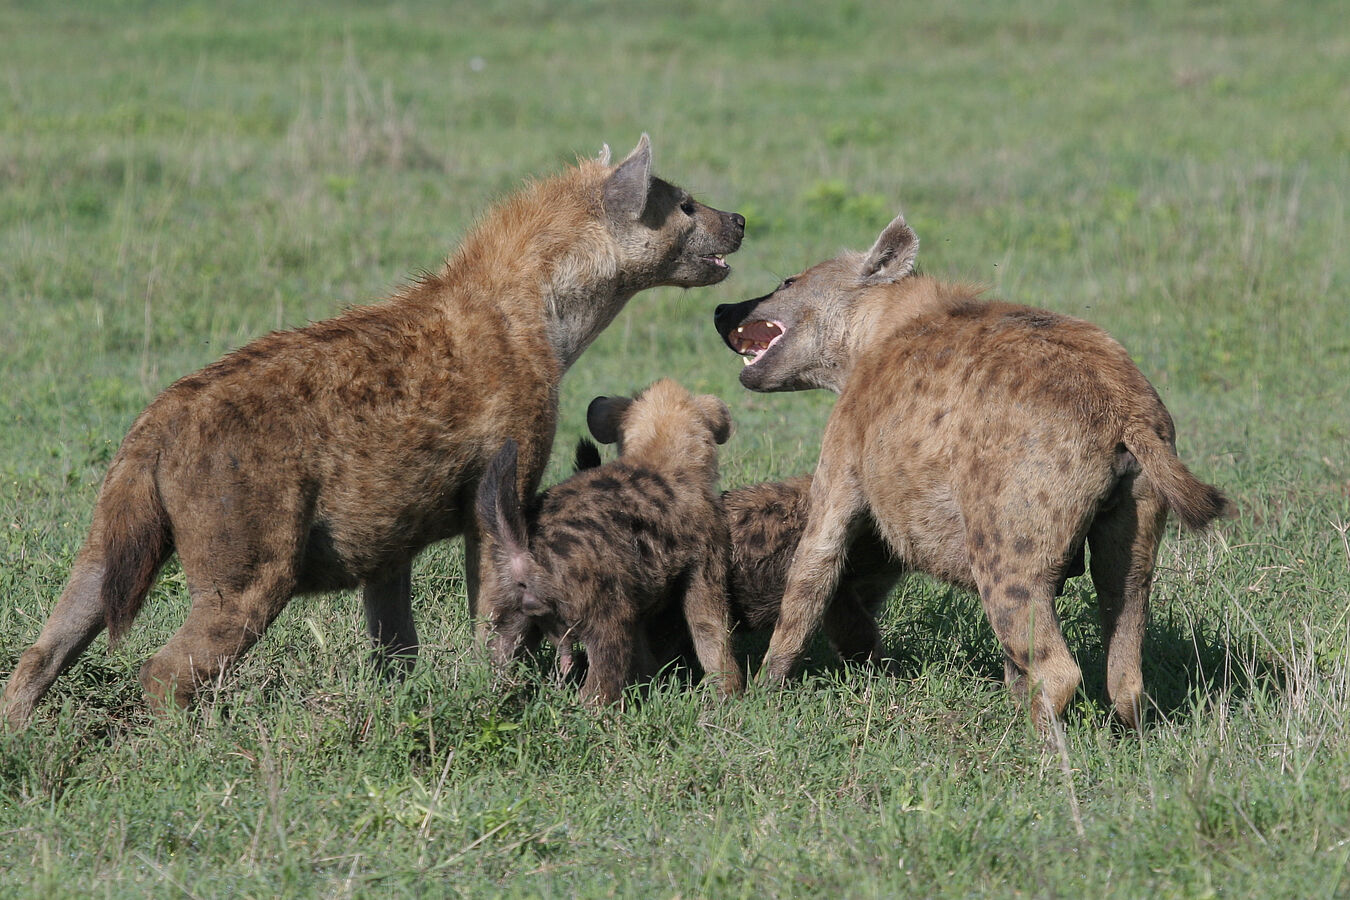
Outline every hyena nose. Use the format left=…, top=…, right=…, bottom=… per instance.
left=731, top=212, right=746, bottom=231
left=714, top=303, right=735, bottom=333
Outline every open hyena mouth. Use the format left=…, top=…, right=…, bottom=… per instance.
left=728, top=320, right=784, bottom=366
left=700, top=253, right=730, bottom=270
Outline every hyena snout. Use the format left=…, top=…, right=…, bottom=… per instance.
left=713, top=294, right=770, bottom=347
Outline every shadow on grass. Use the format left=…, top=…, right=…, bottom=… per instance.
left=738, top=574, right=1283, bottom=731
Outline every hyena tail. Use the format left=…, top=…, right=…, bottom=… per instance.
left=99, top=458, right=173, bottom=645
left=475, top=440, right=546, bottom=615
left=573, top=438, right=602, bottom=473
left=1123, top=418, right=1236, bottom=531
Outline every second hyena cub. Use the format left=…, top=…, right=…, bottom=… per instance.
left=476, top=379, right=743, bottom=705
left=577, top=446, right=1089, bottom=671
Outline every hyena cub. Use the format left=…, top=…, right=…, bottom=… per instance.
left=577, top=447, right=1088, bottom=671
left=476, top=379, right=744, bottom=705
left=715, top=213, right=1233, bottom=729
left=2, top=135, right=744, bottom=729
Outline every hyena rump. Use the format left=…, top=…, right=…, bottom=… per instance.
left=477, top=379, right=743, bottom=705
left=714, top=213, right=1232, bottom=729
left=2, top=136, right=744, bottom=728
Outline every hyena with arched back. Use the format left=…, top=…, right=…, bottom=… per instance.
left=3, top=136, right=744, bottom=729
left=714, top=213, right=1232, bottom=730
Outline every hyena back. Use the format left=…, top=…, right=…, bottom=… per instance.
left=715, top=213, right=1232, bottom=729
left=2, top=136, right=744, bottom=729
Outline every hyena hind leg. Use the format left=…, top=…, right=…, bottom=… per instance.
left=139, top=571, right=295, bottom=712
left=681, top=561, right=744, bottom=697
left=974, top=562, right=1082, bottom=730
left=2, top=550, right=108, bottom=729
left=1088, top=478, right=1170, bottom=730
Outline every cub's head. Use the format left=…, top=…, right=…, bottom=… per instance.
left=713, top=214, right=919, bottom=394
left=601, top=135, right=745, bottom=289
left=586, top=378, right=733, bottom=477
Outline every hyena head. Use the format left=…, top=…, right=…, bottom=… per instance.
left=713, top=214, right=919, bottom=394
left=601, top=135, right=746, bottom=291
left=586, top=378, right=733, bottom=480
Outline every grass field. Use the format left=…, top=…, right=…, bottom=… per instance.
left=2, top=1, right=1349, bottom=896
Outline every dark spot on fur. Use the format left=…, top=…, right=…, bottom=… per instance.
left=592, top=476, right=622, bottom=493
left=556, top=517, right=599, bottom=535
left=972, top=530, right=987, bottom=551
left=548, top=532, right=583, bottom=560
left=1006, top=584, right=1031, bottom=603
left=991, top=604, right=1016, bottom=635
left=308, top=322, right=349, bottom=344
left=630, top=468, right=675, bottom=501
left=1013, top=536, right=1033, bottom=555
left=1005, top=310, right=1059, bottom=329
left=930, top=411, right=946, bottom=428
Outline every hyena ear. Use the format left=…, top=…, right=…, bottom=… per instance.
left=859, top=213, right=919, bottom=284
left=586, top=395, right=634, bottom=445
left=603, top=134, right=652, bottom=222
left=697, top=395, right=734, bottom=445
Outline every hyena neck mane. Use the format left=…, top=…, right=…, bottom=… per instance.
left=404, top=160, right=626, bottom=372
left=838, top=273, right=986, bottom=387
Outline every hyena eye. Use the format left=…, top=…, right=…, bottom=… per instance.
left=680, top=199, right=697, bottom=216
left=780, top=277, right=797, bottom=289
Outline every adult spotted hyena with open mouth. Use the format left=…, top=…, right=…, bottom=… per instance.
left=714, top=213, right=1231, bottom=730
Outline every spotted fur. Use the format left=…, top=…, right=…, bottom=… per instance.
left=476, top=380, right=742, bottom=705
left=2, top=137, right=744, bottom=728
left=714, top=213, right=1233, bottom=729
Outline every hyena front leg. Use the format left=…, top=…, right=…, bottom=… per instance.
left=578, top=604, right=639, bottom=707
left=363, top=562, right=417, bottom=678
left=2, top=548, right=108, bottom=729
left=681, top=556, right=743, bottom=697
left=761, top=470, right=866, bottom=683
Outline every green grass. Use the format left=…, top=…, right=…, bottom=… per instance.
left=2, top=1, right=1349, bottom=896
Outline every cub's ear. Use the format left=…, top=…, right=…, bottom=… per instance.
left=586, top=395, right=634, bottom=445
left=697, top=395, right=734, bottom=445
left=603, top=133, right=652, bottom=222
left=859, top=213, right=919, bottom=284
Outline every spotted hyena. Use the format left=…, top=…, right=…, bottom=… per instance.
left=714, top=213, right=1233, bottom=729
left=2, top=136, right=745, bottom=728
left=476, top=379, right=743, bottom=705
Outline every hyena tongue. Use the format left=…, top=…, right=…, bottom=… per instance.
left=731, top=320, right=785, bottom=360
